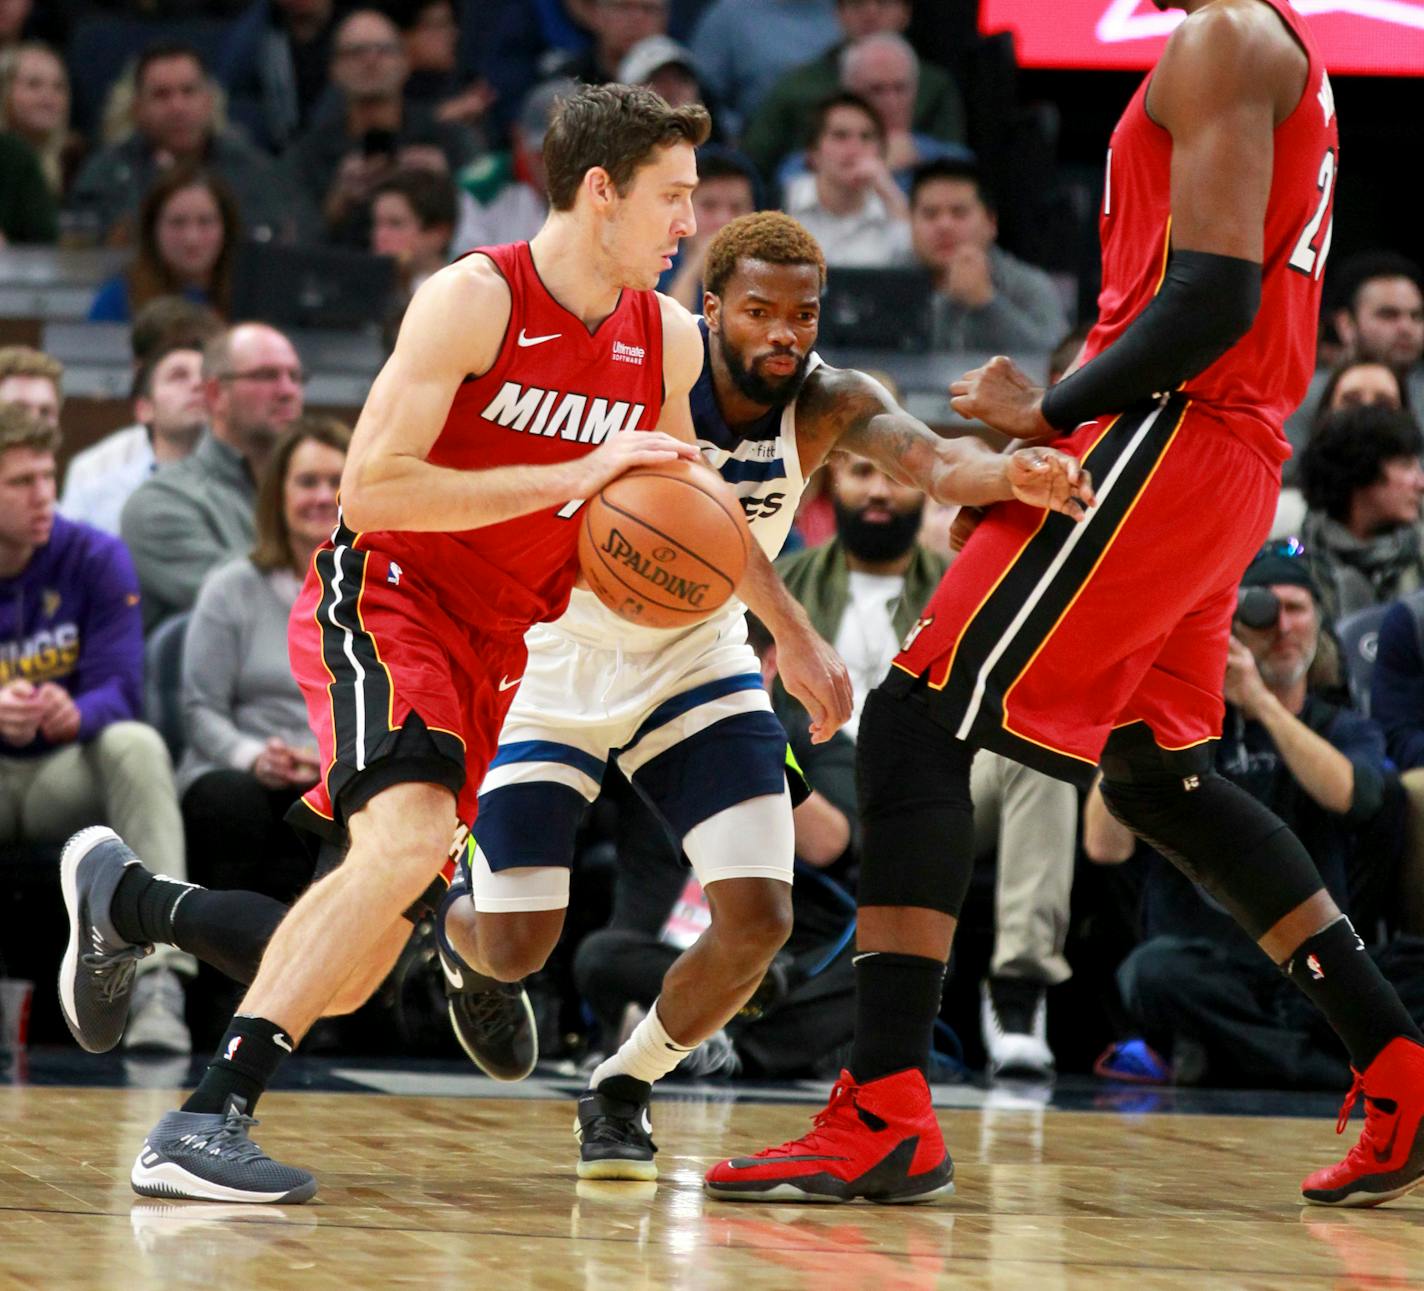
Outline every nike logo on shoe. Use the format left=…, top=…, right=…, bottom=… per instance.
left=440, top=953, right=464, bottom=990
left=1373, top=1114, right=1402, bottom=1164
left=517, top=329, right=561, bottom=347
left=726, top=1154, right=845, bottom=1168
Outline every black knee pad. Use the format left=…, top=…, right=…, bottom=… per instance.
left=1100, top=756, right=1325, bottom=942
left=855, top=684, right=977, bottom=917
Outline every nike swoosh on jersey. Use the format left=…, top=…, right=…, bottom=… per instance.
left=517, top=329, right=561, bottom=347
left=499, top=675, right=522, bottom=691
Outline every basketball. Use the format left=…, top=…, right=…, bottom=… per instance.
left=578, top=458, right=751, bottom=628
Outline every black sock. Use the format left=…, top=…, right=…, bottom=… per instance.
left=111, top=866, right=194, bottom=946
left=1284, top=916, right=1423, bottom=1070
left=182, top=1014, right=294, bottom=1115
left=850, top=951, right=946, bottom=1082
left=171, top=889, right=288, bottom=985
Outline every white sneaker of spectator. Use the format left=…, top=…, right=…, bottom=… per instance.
left=980, top=977, right=1054, bottom=1081
left=677, top=1029, right=741, bottom=1081
left=123, top=967, right=192, bottom=1055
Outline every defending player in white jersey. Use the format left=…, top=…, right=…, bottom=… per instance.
left=435, top=211, right=1094, bottom=1179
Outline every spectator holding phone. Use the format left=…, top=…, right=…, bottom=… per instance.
left=283, top=7, right=480, bottom=244
left=176, top=416, right=349, bottom=905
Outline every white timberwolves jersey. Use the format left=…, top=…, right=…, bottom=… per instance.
left=548, top=318, right=817, bottom=649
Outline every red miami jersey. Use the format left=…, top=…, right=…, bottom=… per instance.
left=350, top=240, right=665, bottom=637
left=1081, top=0, right=1337, bottom=464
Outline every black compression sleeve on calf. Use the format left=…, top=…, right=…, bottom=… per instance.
left=1099, top=769, right=1325, bottom=941
left=171, top=888, right=289, bottom=985
left=854, top=687, right=976, bottom=916
left=1285, top=916, right=1423, bottom=1070
left=1040, top=249, right=1262, bottom=431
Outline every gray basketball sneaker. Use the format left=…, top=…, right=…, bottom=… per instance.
left=132, top=1102, right=317, bottom=1204
left=58, top=826, right=154, bottom=1053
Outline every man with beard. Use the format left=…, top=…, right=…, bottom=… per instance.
left=1086, top=545, right=1408, bottom=1090
left=433, top=209, right=1093, bottom=1181
left=777, top=453, right=1078, bottom=1077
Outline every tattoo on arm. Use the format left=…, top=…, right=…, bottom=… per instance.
left=818, top=369, right=944, bottom=486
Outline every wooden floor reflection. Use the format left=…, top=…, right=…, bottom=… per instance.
left=3, top=1086, right=1423, bottom=1289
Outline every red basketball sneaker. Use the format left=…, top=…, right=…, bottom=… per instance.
left=704, top=1068, right=954, bottom=1204
left=1302, top=1036, right=1424, bottom=1207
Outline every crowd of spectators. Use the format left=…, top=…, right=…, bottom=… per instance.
left=2, top=0, right=1424, bottom=1095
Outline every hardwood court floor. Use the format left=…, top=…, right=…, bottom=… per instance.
left=3, top=1082, right=1424, bottom=1290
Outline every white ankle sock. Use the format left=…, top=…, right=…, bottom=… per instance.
left=591, top=1000, right=694, bottom=1088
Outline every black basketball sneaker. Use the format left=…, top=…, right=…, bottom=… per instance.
left=575, top=1076, right=657, bottom=1181
left=435, top=876, right=537, bottom=1081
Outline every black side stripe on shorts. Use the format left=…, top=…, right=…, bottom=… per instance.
left=314, top=538, right=394, bottom=772
left=937, top=393, right=1192, bottom=746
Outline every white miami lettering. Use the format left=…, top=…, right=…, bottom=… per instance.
left=479, top=381, right=644, bottom=443
left=1318, top=71, right=1335, bottom=127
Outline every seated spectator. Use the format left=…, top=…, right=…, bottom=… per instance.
left=219, top=0, right=342, bottom=153
left=284, top=8, right=480, bottom=245
left=451, top=75, right=561, bottom=254
left=781, top=92, right=909, bottom=269
left=0, top=41, right=83, bottom=197
left=776, top=451, right=1077, bottom=1078
left=0, top=344, right=60, bottom=430
left=66, top=43, right=294, bottom=245
left=547, top=0, right=670, bottom=87
left=89, top=166, right=238, bottom=324
left=0, top=129, right=54, bottom=244
left=1088, top=548, right=1409, bottom=1088
left=1285, top=256, right=1424, bottom=476
left=742, top=0, right=966, bottom=185
left=61, top=344, right=206, bottom=535
left=122, top=323, right=304, bottom=630
left=660, top=146, right=758, bottom=311
left=905, top=159, right=1068, bottom=354
left=372, top=167, right=457, bottom=302
left=178, top=416, right=349, bottom=906
left=59, top=297, right=222, bottom=534
left=0, top=404, right=195, bottom=1053
left=392, top=0, right=496, bottom=133
left=1274, top=360, right=1410, bottom=541
left=1299, top=405, right=1424, bottom=624
left=774, top=33, right=972, bottom=194
left=690, top=0, right=841, bottom=134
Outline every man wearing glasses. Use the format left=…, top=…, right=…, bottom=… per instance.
left=121, top=322, right=305, bottom=630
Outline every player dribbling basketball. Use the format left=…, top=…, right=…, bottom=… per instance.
left=435, top=210, right=1094, bottom=1181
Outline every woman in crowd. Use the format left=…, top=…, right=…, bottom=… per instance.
left=177, top=416, right=350, bottom=905
left=89, top=165, right=239, bottom=322
left=0, top=41, right=81, bottom=197
left=1315, top=357, right=1409, bottom=423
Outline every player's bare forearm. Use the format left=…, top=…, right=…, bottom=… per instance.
left=737, top=541, right=812, bottom=638
left=340, top=453, right=586, bottom=533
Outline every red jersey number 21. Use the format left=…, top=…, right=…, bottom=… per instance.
left=1288, top=148, right=1335, bottom=280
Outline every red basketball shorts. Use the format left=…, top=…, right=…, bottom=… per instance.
left=889, top=394, right=1282, bottom=785
left=286, top=537, right=527, bottom=846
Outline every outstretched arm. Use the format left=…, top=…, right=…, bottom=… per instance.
left=341, top=260, right=695, bottom=533
left=806, top=367, right=1095, bottom=516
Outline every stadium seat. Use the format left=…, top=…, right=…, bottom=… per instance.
left=144, top=612, right=191, bottom=763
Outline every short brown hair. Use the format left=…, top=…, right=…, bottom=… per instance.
left=251, top=415, right=353, bottom=572
left=704, top=212, right=828, bottom=298
left=0, top=345, right=63, bottom=391
left=131, top=296, right=224, bottom=365
left=543, top=83, right=710, bottom=212
left=809, top=91, right=884, bottom=150
left=0, top=403, right=60, bottom=457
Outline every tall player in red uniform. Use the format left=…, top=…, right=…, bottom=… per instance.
left=79, top=85, right=714, bottom=1204
left=708, top=0, right=1424, bottom=1209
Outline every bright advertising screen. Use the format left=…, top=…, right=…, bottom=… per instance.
left=980, top=1, right=1424, bottom=76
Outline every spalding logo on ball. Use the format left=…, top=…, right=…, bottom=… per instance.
left=578, top=458, right=751, bottom=628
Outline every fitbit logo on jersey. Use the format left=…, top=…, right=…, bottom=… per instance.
left=481, top=382, right=645, bottom=442
left=601, top=528, right=709, bottom=606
